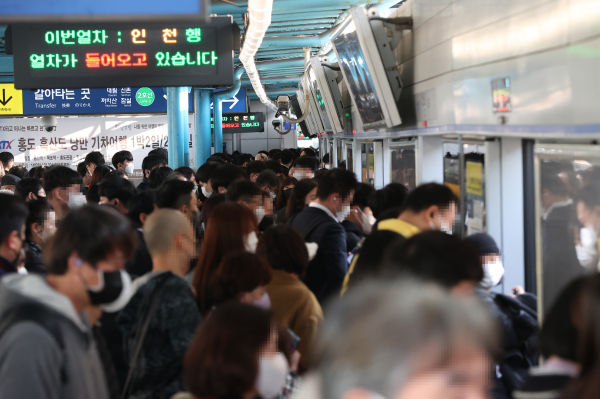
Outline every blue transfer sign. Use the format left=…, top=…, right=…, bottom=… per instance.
left=22, top=87, right=193, bottom=115
left=211, top=88, right=247, bottom=113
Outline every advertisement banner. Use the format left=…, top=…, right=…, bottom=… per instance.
left=0, top=115, right=198, bottom=174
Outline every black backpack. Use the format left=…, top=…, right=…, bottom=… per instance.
left=493, top=293, right=539, bottom=392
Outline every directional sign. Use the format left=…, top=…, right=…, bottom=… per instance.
left=210, top=88, right=247, bottom=113
left=21, top=87, right=193, bottom=115
left=0, top=84, right=24, bottom=115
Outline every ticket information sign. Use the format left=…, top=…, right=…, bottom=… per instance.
left=211, top=112, right=265, bottom=133
left=11, top=18, right=235, bottom=89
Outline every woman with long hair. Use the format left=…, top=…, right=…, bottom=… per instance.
left=282, top=178, right=317, bottom=223
left=193, top=202, right=258, bottom=314
left=86, top=164, right=114, bottom=203
left=276, top=176, right=298, bottom=211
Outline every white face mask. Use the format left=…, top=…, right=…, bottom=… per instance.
left=323, top=164, right=331, bottom=169
left=125, top=164, right=135, bottom=175
left=481, top=260, right=505, bottom=289
left=292, top=172, right=304, bottom=180
left=257, top=353, right=289, bottom=399
left=428, top=218, right=452, bottom=235
left=253, top=292, right=271, bottom=309
left=254, top=206, right=266, bottom=224
left=37, top=228, right=56, bottom=243
left=66, top=192, right=86, bottom=209
left=269, top=192, right=276, bottom=201
left=336, top=204, right=352, bottom=223
left=244, top=231, right=259, bottom=253
left=201, top=186, right=212, bottom=198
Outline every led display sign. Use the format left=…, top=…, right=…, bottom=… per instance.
left=11, top=18, right=236, bottom=90
left=211, top=113, right=265, bottom=133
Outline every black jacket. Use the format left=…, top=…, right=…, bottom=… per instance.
left=24, top=241, right=46, bottom=275
left=542, top=204, right=584, bottom=312
left=477, top=288, right=539, bottom=399
left=288, top=207, right=347, bottom=303
left=136, top=179, right=150, bottom=192
left=341, top=220, right=363, bottom=253
left=125, top=230, right=153, bottom=278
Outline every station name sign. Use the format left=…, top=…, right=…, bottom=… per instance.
left=211, top=113, right=265, bottom=133
left=10, top=18, right=236, bottom=90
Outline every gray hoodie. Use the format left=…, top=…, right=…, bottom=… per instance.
left=0, top=274, right=110, bottom=399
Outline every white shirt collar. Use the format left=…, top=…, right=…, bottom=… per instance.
left=309, top=202, right=338, bottom=222
left=543, top=199, right=573, bottom=220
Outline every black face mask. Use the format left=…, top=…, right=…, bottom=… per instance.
left=87, top=271, right=124, bottom=305
left=283, top=189, right=292, bottom=200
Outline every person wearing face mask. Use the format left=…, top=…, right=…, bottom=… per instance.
left=0, top=205, right=136, bottom=399
left=276, top=177, right=298, bottom=212
left=465, top=233, right=539, bottom=399
left=290, top=156, right=318, bottom=181
left=15, top=177, right=46, bottom=202
left=0, top=194, right=29, bottom=277
left=247, top=160, right=269, bottom=183
left=226, top=179, right=267, bottom=225
left=211, top=251, right=272, bottom=309
left=321, top=153, right=331, bottom=170
left=193, top=202, right=259, bottom=315
left=288, top=169, right=357, bottom=303
left=378, top=183, right=458, bottom=238
left=116, top=209, right=201, bottom=399
left=22, top=199, right=56, bottom=275
left=43, top=165, right=85, bottom=221
left=257, top=170, right=282, bottom=203
left=341, top=183, right=376, bottom=253
left=111, top=150, right=134, bottom=176
left=182, top=302, right=292, bottom=399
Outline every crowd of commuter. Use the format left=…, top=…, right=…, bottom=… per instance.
left=0, top=147, right=597, bottom=399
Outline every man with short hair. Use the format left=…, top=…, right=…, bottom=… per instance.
left=0, top=194, right=28, bottom=276
left=268, top=149, right=281, bottom=160
left=246, top=161, right=268, bottom=182
left=98, top=177, right=137, bottom=214
left=322, top=153, right=331, bottom=170
left=234, top=153, right=253, bottom=167
left=256, top=169, right=281, bottom=200
left=137, top=154, right=167, bottom=192
left=290, top=156, right=318, bottom=180
left=210, top=164, right=246, bottom=194
left=280, top=149, right=294, bottom=177
left=0, top=205, right=137, bottom=399
left=195, top=162, right=220, bottom=199
left=43, top=165, right=84, bottom=220
left=1, top=174, right=21, bottom=193
left=300, top=147, right=316, bottom=158
left=378, top=182, right=458, bottom=238
left=148, top=147, right=168, bottom=164
left=226, top=180, right=265, bottom=223
left=0, top=151, right=15, bottom=171
left=111, top=150, right=134, bottom=175
left=84, top=151, right=106, bottom=176
left=154, top=180, right=199, bottom=226
left=15, top=177, right=46, bottom=202
left=117, top=209, right=201, bottom=399
left=289, top=169, right=357, bottom=303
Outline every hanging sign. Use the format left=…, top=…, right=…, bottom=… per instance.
left=11, top=18, right=235, bottom=89
left=211, top=112, right=265, bottom=133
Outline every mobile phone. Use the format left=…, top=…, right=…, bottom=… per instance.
left=287, top=328, right=301, bottom=350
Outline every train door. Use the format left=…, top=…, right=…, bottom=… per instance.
left=336, top=138, right=343, bottom=168
left=345, top=140, right=354, bottom=173
left=534, top=143, right=600, bottom=314
left=387, top=140, right=417, bottom=190
left=360, top=141, right=384, bottom=188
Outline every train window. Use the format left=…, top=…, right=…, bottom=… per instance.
left=535, top=145, right=600, bottom=313
left=390, top=145, right=416, bottom=190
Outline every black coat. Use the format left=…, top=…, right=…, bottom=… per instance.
left=125, top=230, right=153, bottom=278
left=542, top=204, right=584, bottom=312
left=289, top=207, right=348, bottom=303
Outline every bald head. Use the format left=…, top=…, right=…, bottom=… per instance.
left=144, top=209, right=194, bottom=258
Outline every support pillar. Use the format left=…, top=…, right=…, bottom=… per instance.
left=194, top=88, right=213, bottom=165
left=166, top=87, right=190, bottom=168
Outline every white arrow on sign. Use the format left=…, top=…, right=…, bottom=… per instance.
left=210, top=93, right=240, bottom=110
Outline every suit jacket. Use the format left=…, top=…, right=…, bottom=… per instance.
left=288, top=207, right=348, bottom=303
left=341, top=220, right=363, bottom=253
left=282, top=164, right=290, bottom=177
